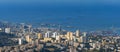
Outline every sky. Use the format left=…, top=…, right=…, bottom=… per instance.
left=0, top=0, right=120, bottom=10
left=0, top=0, right=120, bottom=4
left=0, top=0, right=120, bottom=31
left=0, top=0, right=120, bottom=18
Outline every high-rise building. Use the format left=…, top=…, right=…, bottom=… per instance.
left=52, top=32, right=59, bottom=38
left=25, top=35, right=30, bottom=42
left=73, top=36, right=77, bottom=42
left=66, top=32, right=73, bottom=40
left=5, top=28, right=10, bottom=33
left=83, top=32, right=87, bottom=43
left=56, top=36, right=60, bottom=40
left=20, top=23, right=25, bottom=33
left=37, top=33, right=42, bottom=39
left=18, top=38, right=22, bottom=45
left=76, top=30, right=80, bottom=37
left=0, top=28, right=2, bottom=32
left=27, top=25, right=32, bottom=33
left=45, top=31, right=51, bottom=38
left=83, top=32, right=87, bottom=37
left=79, top=36, right=83, bottom=42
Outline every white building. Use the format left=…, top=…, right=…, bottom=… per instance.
left=83, top=32, right=87, bottom=37
left=5, top=28, right=10, bottom=33
left=80, top=43, right=84, bottom=48
left=83, top=32, right=87, bottom=43
left=0, top=28, right=2, bottom=32
left=45, top=31, right=51, bottom=38
left=52, top=32, right=59, bottom=38
left=56, top=36, right=60, bottom=40
left=80, top=36, right=83, bottom=42
left=73, top=36, right=77, bottom=42
left=76, top=30, right=80, bottom=37
left=89, top=43, right=96, bottom=48
left=19, top=38, right=22, bottom=45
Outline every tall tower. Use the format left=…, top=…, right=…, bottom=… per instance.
left=45, top=31, right=50, bottom=38
left=0, top=28, right=2, bottom=32
left=80, top=36, right=83, bottom=43
left=83, top=32, right=87, bottom=37
left=20, top=23, right=25, bottom=33
left=83, top=32, right=87, bottom=43
left=76, top=30, right=80, bottom=37
left=27, top=25, right=32, bottom=33
left=38, top=33, right=42, bottom=39
left=25, top=35, right=30, bottom=42
left=66, top=32, right=73, bottom=40
left=56, top=36, right=60, bottom=40
left=19, top=38, right=22, bottom=45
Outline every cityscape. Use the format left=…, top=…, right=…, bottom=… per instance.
left=1, top=0, right=120, bottom=52
left=0, top=21, right=120, bottom=52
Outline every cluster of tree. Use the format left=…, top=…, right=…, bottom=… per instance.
left=0, top=32, right=17, bottom=47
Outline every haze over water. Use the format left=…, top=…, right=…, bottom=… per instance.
left=0, top=0, right=120, bottom=31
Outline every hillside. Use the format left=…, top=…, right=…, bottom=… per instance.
left=0, top=32, right=17, bottom=47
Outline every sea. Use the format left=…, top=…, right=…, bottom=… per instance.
left=0, top=0, right=120, bottom=31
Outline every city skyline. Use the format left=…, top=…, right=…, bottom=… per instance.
left=0, top=0, right=120, bottom=52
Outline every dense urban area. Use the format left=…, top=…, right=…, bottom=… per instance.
left=0, top=21, right=120, bottom=52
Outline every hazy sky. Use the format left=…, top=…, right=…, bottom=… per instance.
left=0, top=0, right=120, bottom=4
left=0, top=0, right=120, bottom=30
